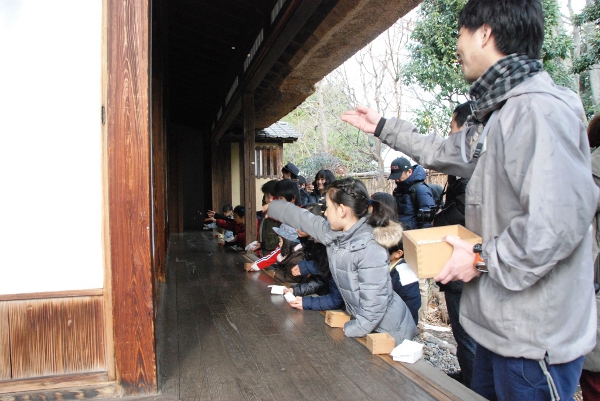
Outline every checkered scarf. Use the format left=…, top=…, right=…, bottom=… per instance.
left=470, top=54, right=542, bottom=113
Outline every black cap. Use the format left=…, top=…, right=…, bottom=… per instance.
left=388, top=157, right=412, bottom=180
left=282, top=162, right=299, bottom=178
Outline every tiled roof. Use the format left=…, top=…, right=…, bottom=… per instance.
left=256, top=121, right=300, bottom=141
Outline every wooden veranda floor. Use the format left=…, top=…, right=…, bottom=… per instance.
left=155, top=232, right=484, bottom=401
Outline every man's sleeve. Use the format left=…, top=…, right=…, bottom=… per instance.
left=378, top=118, right=476, bottom=178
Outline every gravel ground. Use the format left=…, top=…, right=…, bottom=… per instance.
left=413, top=330, right=460, bottom=374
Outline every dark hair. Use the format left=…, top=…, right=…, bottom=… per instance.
left=233, top=205, right=245, bottom=218
left=453, top=101, right=475, bottom=128
left=314, top=170, right=336, bottom=191
left=274, top=179, right=301, bottom=206
left=279, top=237, right=297, bottom=257
left=388, top=238, right=404, bottom=255
left=458, top=0, right=544, bottom=59
left=303, top=202, right=326, bottom=217
left=589, top=114, right=600, bottom=148
left=327, top=177, right=390, bottom=228
left=261, top=179, right=278, bottom=195
left=371, top=192, right=398, bottom=221
left=221, top=203, right=233, bottom=213
left=298, top=176, right=307, bottom=186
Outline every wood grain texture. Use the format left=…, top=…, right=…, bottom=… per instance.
left=0, top=303, right=9, bottom=380
left=151, top=3, right=167, bottom=283
left=156, top=232, right=475, bottom=401
left=0, top=380, right=116, bottom=401
left=107, top=0, right=157, bottom=394
left=0, top=372, right=107, bottom=394
left=0, top=289, right=103, bottom=302
left=8, top=297, right=106, bottom=379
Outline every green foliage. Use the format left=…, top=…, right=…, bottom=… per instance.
left=541, top=0, right=574, bottom=88
left=405, top=0, right=575, bottom=130
left=403, top=0, right=469, bottom=101
left=282, top=84, right=376, bottom=179
left=412, top=101, right=455, bottom=135
left=571, top=0, right=600, bottom=74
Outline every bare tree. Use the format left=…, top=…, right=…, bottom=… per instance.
left=328, top=18, right=414, bottom=192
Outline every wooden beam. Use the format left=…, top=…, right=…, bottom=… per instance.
left=243, top=93, right=257, bottom=245
left=211, top=0, right=323, bottom=143
left=107, top=0, right=157, bottom=395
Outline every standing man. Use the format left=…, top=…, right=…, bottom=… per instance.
left=341, top=0, right=597, bottom=399
left=434, top=101, right=476, bottom=388
left=389, top=157, right=436, bottom=229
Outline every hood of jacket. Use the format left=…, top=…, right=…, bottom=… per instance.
left=474, top=71, right=586, bottom=123
left=373, top=221, right=403, bottom=249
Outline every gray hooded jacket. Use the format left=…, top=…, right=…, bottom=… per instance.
left=268, top=201, right=417, bottom=343
left=377, top=71, right=598, bottom=364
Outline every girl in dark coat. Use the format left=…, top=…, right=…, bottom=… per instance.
left=308, top=169, right=335, bottom=204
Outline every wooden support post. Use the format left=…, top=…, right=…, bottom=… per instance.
left=243, top=92, right=257, bottom=245
left=107, top=0, right=157, bottom=394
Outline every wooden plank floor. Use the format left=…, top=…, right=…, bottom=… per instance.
left=155, top=232, right=484, bottom=401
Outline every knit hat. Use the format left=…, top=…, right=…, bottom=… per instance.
left=388, top=157, right=412, bottom=180
left=273, top=224, right=299, bottom=243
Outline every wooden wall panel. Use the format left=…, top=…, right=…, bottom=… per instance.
left=0, top=302, right=10, bottom=380
left=243, top=93, right=257, bottom=244
left=107, top=0, right=157, bottom=394
left=8, top=297, right=106, bottom=379
left=151, top=0, right=167, bottom=283
left=211, top=141, right=232, bottom=211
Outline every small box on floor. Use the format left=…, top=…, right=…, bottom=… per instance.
left=390, top=340, right=424, bottom=364
left=366, top=333, right=395, bottom=354
left=325, top=310, right=350, bottom=327
left=403, top=225, right=482, bottom=278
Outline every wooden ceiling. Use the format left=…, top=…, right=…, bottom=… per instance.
left=162, top=0, right=421, bottom=137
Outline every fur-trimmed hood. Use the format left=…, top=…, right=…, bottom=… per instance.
left=373, top=220, right=403, bottom=249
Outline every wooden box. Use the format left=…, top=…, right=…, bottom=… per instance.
left=403, top=225, right=482, bottom=278
left=366, top=333, right=396, bottom=354
left=325, top=310, right=350, bottom=328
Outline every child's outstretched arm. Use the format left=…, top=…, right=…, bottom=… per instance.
left=267, top=200, right=335, bottom=245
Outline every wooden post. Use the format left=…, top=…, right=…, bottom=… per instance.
left=243, top=92, right=257, bottom=245
left=107, top=0, right=157, bottom=394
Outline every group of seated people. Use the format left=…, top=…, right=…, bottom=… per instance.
left=206, top=167, right=423, bottom=354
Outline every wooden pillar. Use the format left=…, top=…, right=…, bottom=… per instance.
left=243, top=92, right=257, bottom=244
left=107, top=0, right=157, bottom=395
left=211, top=141, right=220, bottom=211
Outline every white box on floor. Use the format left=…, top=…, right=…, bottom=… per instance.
left=390, top=340, right=424, bottom=364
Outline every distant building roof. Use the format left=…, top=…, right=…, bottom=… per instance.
left=256, top=121, right=300, bottom=142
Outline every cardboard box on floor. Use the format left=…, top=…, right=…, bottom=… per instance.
left=403, top=225, right=482, bottom=278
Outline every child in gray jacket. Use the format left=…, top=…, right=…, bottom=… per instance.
left=267, top=177, right=416, bottom=344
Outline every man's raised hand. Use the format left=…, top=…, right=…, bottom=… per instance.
left=340, top=105, right=381, bottom=134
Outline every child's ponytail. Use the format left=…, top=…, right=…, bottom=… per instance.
left=328, top=177, right=390, bottom=228
left=368, top=199, right=394, bottom=228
